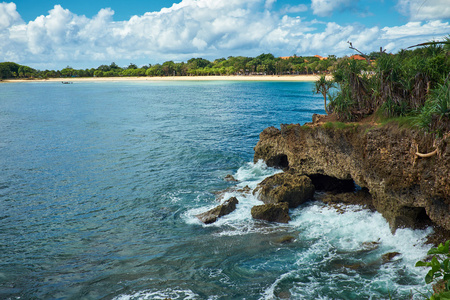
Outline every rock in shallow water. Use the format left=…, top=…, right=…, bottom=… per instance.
left=224, top=174, right=238, bottom=182
left=382, top=252, right=401, bottom=263
left=253, top=172, right=315, bottom=208
left=251, top=202, right=290, bottom=223
left=196, top=197, right=239, bottom=224
left=276, top=235, right=295, bottom=244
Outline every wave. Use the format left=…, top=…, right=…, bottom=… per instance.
left=114, top=288, right=199, bottom=300
left=262, top=203, right=432, bottom=299
left=182, top=160, right=283, bottom=235
left=181, top=160, right=432, bottom=299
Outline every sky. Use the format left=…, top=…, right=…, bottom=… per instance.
left=0, top=0, right=449, bottom=70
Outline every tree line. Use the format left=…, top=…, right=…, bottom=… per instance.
left=0, top=53, right=345, bottom=79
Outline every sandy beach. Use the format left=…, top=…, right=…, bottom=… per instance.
left=2, top=74, right=325, bottom=83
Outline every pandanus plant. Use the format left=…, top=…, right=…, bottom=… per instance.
left=314, top=75, right=335, bottom=114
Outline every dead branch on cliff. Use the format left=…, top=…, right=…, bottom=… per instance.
left=415, top=147, right=438, bottom=158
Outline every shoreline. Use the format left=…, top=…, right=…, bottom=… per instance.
left=2, top=74, right=325, bottom=83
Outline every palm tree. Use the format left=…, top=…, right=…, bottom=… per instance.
left=314, top=75, right=335, bottom=114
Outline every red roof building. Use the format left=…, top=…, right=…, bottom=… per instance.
left=349, top=54, right=366, bottom=61
left=314, top=55, right=328, bottom=60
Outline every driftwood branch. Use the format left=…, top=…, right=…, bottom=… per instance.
left=347, top=41, right=375, bottom=64
left=415, top=144, right=438, bottom=158
left=347, top=41, right=367, bottom=57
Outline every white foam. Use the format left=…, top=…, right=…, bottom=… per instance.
left=261, top=202, right=432, bottom=299
left=182, top=161, right=433, bottom=299
left=234, top=159, right=282, bottom=188
left=261, top=270, right=296, bottom=300
left=182, top=160, right=282, bottom=234
left=114, top=288, right=199, bottom=300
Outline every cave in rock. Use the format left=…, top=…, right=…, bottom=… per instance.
left=395, top=206, right=433, bottom=229
left=267, top=154, right=289, bottom=169
left=308, top=174, right=355, bottom=193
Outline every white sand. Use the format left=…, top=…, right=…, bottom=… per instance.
left=2, top=75, right=327, bottom=83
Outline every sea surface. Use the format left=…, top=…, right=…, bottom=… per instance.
left=0, top=80, right=432, bottom=299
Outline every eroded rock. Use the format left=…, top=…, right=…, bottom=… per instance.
left=213, top=185, right=251, bottom=202
left=320, top=189, right=374, bottom=209
left=361, top=241, right=380, bottom=252
left=253, top=172, right=315, bottom=208
left=276, top=235, right=295, bottom=244
left=254, top=122, right=450, bottom=231
left=196, top=197, right=239, bottom=224
left=382, top=252, right=401, bottom=263
left=251, top=202, right=290, bottom=223
left=224, top=174, right=238, bottom=182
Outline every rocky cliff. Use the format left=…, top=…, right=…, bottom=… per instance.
left=254, top=121, right=450, bottom=231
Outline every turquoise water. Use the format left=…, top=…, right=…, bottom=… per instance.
left=0, top=81, right=431, bottom=299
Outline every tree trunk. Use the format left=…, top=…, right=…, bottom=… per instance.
left=323, top=92, right=329, bottom=114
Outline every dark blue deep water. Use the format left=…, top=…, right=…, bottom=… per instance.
left=0, top=81, right=431, bottom=299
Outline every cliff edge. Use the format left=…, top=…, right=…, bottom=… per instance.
left=254, top=121, right=450, bottom=231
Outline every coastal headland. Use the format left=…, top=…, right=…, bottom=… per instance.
left=1, top=75, right=325, bottom=83
left=253, top=116, right=450, bottom=235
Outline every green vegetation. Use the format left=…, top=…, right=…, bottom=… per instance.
left=0, top=53, right=337, bottom=80
left=322, top=121, right=358, bottom=130
left=0, top=62, right=38, bottom=79
left=416, top=241, right=450, bottom=299
left=327, top=36, right=450, bottom=135
left=314, top=75, right=335, bottom=114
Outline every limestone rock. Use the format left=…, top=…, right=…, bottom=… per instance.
left=224, top=174, right=238, bottom=182
left=253, top=122, right=450, bottom=231
left=196, top=197, right=239, bottom=224
left=382, top=252, right=401, bottom=263
left=320, top=189, right=374, bottom=209
left=251, top=202, right=290, bottom=223
left=312, top=113, right=327, bottom=124
left=276, top=235, right=295, bottom=244
left=253, top=172, right=315, bottom=208
left=361, top=241, right=380, bottom=252
left=213, top=185, right=251, bottom=202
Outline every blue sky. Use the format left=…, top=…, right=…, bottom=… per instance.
left=1, top=0, right=449, bottom=69
left=13, top=0, right=177, bottom=22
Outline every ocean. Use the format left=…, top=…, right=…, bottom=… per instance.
left=0, top=80, right=432, bottom=299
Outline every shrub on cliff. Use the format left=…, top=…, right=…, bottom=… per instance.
left=330, top=58, right=372, bottom=121
left=328, top=37, right=450, bottom=128
left=413, top=78, right=450, bottom=136
left=314, top=75, right=335, bottom=115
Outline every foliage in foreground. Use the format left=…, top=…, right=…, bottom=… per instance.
left=416, top=241, right=450, bottom=300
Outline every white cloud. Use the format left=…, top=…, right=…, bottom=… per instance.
left=0, top=0, right=449, bottom=69
left=299, top=22, right=356, bottom=54
left=381, top=20, right=450, bottom=48
left=192, top=37, right=208, bottom=50
left=397, top=0, right=450, bottom=21
left=311, top=0, right=354, bottom=17
left=281, top=4, right=308, bottom=14
left=265, top=0, right=277, bottom=10
left=290, top=19, right=449, bottom=56
left=0, top=2, right=22, bottom=30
